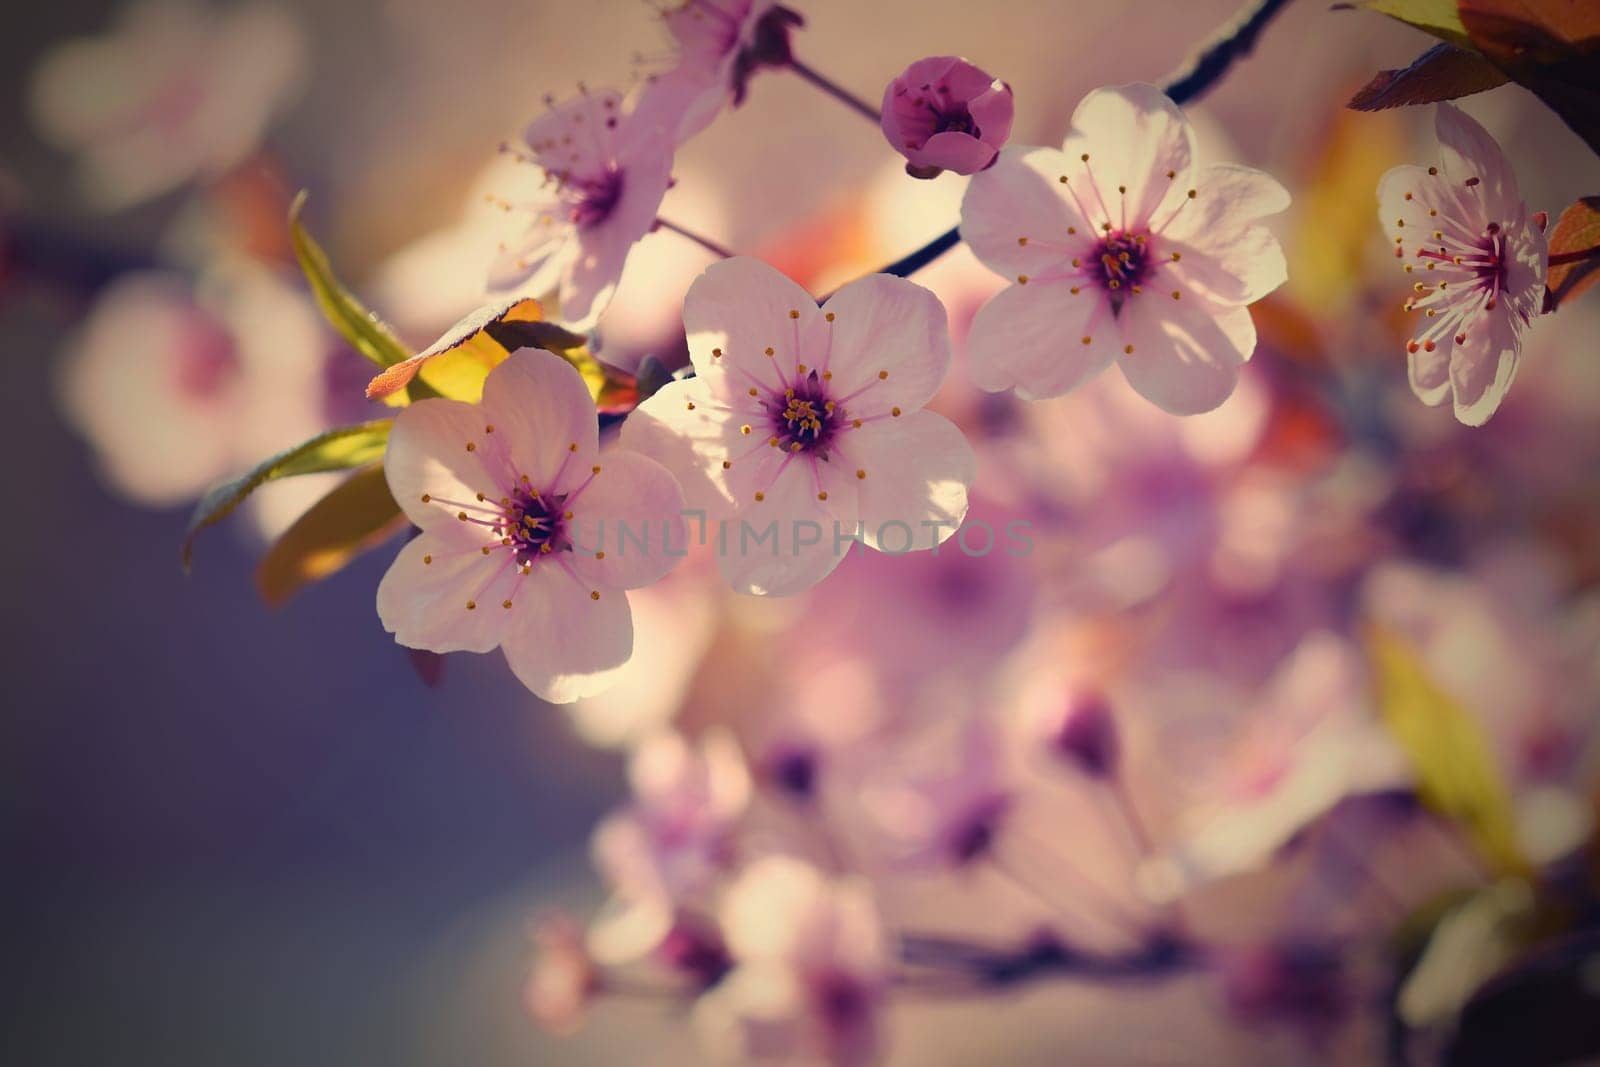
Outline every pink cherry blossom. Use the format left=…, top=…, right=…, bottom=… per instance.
left=632, top=1, right=799, bottom=144
left=960, top=83, right=1289, bottom=414
left=58, top=265, right=327, bottom=506
left=1378, top=104, right=1548, bottom=426
left=488, top=88, right=675, bottom=329
left=28, top=1, right=306, bottom=210
left=696, top=856, right=888, bottom=1067
left=621, top=256, right=975, bottom=597
left=376, top=350, right=685, bottom=703
left=881, top=56, right=1013, bottom=179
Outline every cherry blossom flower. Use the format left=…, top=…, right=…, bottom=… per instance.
left=621, top=257, right=975, bottom=597
left=58, top=265, right=326, bottom=506
left=696, top=856, right=889, bottom=1066
left=633, top=2, right=801, bottom=144
left=881, top=56, right=1013, bottom=179
left=1378, top=104, right=1548, bottom=426
left=960, top=83, right=1289, bottom=414
left=375, top=350, right=685, bottom=703
left=28, top=0, right=306, bottom=210
left=489, top=88, right=675, bottom=329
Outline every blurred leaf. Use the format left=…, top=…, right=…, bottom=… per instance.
left=1364, top=624, right=1529, bottom=876
left=182, top=420, right=392, bottom=569
left=255, top=463, right=406, bottom=607
left=289, top=191, right=412, bottom=390
left=1335, top=0, right=1475, bottom=49
left=1349, top=42, right=1509, bottom=109
left=1546, top=196, right=1600, bottom=307
left=1460, top=0, right=1600, bottom=155
left=1398, top=879, right=1538, bottom=1028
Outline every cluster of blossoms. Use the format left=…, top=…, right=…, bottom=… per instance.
left=25, top=0, right=1600, bottom=1064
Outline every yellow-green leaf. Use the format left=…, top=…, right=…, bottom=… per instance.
left=182, top=420, right=393, bottom=569
left=1337, top=0, right=1475, bottom=49
left=289, top=190, right=411, bottom=374
left=1365, top=624, right=1529, bottom=876
left=255, top=463, right=407, bottom=607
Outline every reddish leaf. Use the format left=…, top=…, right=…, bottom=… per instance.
left=254, top=464, right=407, bottom=607
left=1546, top=196, right=1600, bottom=308
left=1349, top=43, right=1509, bottom=110
left=1460, top=0, right=1600, bottom=156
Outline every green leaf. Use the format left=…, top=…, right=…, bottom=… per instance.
left=1349, top=42, right=1510, bottom=109
left=1335, top=0, right=1475, bottom=50
left=1547, top=196, right=1600, bottom=308
left=289, top=191, right=411, bottom=372
left=255, top=463, right=406, bottom=607
left=1364, top=624, right=1529, bottom=877
left=182, top=420, right=393, bottom=569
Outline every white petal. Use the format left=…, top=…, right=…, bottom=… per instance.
left=479, top=350, right=600, bottom=490
left=1064, top=83, right=1196, bottom=230
left=844, top=411, right=975, bottom=553
left=682, top=257, right=822, bottom=393
left=376, top=535, right=512, bottom=654
left=1436, top=104, right=1521, bottom=223
left=620, top=378, right=744, bottom=515
left=500, top=564, right=634, bottom=703
left=385, top=397, right=504, bottom=541
left=965, top=281, right=1119, bottom=399
left=1450, top=310, right=1522, bottom=426
left=1162, top=163, right=1289, bottom=306
left=1117, top=299, right=1252, bottom=415
left=959, top=145, right=1092, bottom=277
left=713, top=458, right=850, bottom=597
left=816, top=274, right=952, bottom=418
left=568, top=450, right=687, bottom=589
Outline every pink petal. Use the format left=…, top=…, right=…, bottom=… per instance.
left=620, top=378, right=745, bottom=515
left=376, top=535, right=511, bottom=654
left=965, top=280, right=1118, bottom=399
left=1436, top=104, right=1520, bottom=223
left=479, top=350, right=600, bottom=490
left=385, top=397, right=504, bottom=539
left=1162, top=164, right=1289, bottom=306
left=968, top=84, right=1015, bottom=147
left=1407, top=333, right=1452, bottom=407
left=960, top=146, right=1091, bottom=277
left=568, top=450, right=687, bottom=589
left=523, top=90, right=627, bottom=172
left=1064, top=83, right=1196, bottom=231
left=1450, top=311, right=1522, bottom=426
left=487, top=221, right=572, bottom=304
left=816, top=274, right=951, bottom=418
left=1117, top=299, right=1252, bottom=415
left=500, top=563, right=634, bottom=703
left=713, top=458, right=850, bottom=597
left=917, top=130, right=997, bottom=174
left=844, top=410, right=974, bottom=553
left=682, top=257, right=822, bottom=396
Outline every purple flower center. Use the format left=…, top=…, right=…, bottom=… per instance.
left=564, top=166, right=625, bottom=230
left=766, top=370, right=842, bottom=456
left=501, top=488, right=571, bottom=565
left=1091, top=230, right=1154, bottom=309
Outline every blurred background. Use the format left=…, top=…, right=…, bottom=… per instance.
left=3, top=1, right=1599, bottom=1064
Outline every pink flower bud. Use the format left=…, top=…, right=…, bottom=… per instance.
left=880, top=56, right=1013, bottom=179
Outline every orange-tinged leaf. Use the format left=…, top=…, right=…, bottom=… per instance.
left=366, top=298, right=589, bottom=403
left=254, top=464, right=406, bottom=607
left=1349, top=43, right=1509, bottom=110
left=1547, top=196, right=1600, bottom=308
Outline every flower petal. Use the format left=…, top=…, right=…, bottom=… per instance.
left=960, top=146, right=1091, bottom=277
left=816, top=274, right=952, bottom=418
left=568, top=449, right=687, bottom=589
left=714, top=457, right=850, bottom=597
left=683, top=257, right=821, bottom=394
left=918, top=129, right=997, bottom=174
left=620, top=378, right=744, bottom=515
left=1162, top=164, right=1289, bottom=305
left=385, top=397, right=503, bottom=540
left=480, top=350, right=600, bottom=490
left=1436, top=104, right=1519, bottom=222
left=1117, top=298, right=1252, bottom=415
left=1064, top=83, right=1196, bottom=230
left=1407, top=335, right=1453, bottom=407
left=845, top=410, right=974, bottom=553
left=1450, top=310, right=1522, bottom=426
left=376, top=534, right=512, bottom=654
left=500, top=563, right=634, bottom=703
left=964, top=280, right=1118, bottom=398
